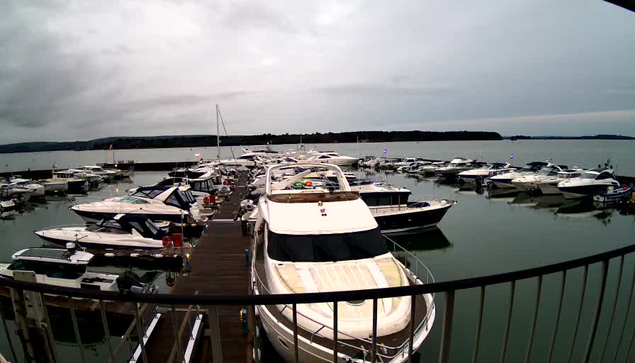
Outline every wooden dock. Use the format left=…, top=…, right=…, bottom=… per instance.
left=143, top=172, right=252, bottom=363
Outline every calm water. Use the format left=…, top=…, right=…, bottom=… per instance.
left=0, top=141, right=634, bottom=362
left=3, top=139, right=635, bottom=175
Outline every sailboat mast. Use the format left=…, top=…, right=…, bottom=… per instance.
left=216, top=104, right=220, bottom=160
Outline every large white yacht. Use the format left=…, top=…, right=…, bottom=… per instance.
left=70, top=185, right=201, bottom=223
left=251, top=164, right=435, bottom=362
left=557, top=168, right=621, bottom=199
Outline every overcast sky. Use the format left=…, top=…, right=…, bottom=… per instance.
left=0, top=0, right=634, bottom=144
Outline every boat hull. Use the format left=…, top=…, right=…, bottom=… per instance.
left=537, top=182, right=561, bottom=195
left=35, top=232, right=163, bottom=250
left=256, top=293, right=434, bottom=363
left=559, top=185, right=611, bottom=199
left=371, top=202, right=454, bottom=234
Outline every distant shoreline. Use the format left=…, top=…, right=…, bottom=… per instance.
left=0, top=131, right=502, bottom=154
left=504, top=134, right=634, bottom=141
left=1, top=132, right=632, bottom=154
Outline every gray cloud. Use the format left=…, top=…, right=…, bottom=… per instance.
left=1, top=0, right=635, bottom=143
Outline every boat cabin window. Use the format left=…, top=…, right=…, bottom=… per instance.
left=132, top=189, right=165, bottom=199
left=362, top=195, right=403, bottom=206
left=8, top=260, right=86, bottom=279
left=318, top=155, right=331, bottom=159
left=580, top=172, right=598, bottom=179
left=267, top=227, right=388, bottom=262
left=121, top=196, right=149, bottom=204
left=596, top=172, right=615, bottom=180
left=165, top=190, right=191, bottom=209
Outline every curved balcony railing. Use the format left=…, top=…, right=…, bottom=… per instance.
left=1, top=241, right=635, bottom=362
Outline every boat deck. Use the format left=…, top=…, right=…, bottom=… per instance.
left=252, top=241, right=430, bottom=361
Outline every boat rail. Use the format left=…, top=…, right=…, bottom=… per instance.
left=251, top=235, right=436, bottom=360
left=2, top=239, right=635, bottom=362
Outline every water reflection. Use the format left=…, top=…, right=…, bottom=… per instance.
left=386, top=227, right=452, bottom=252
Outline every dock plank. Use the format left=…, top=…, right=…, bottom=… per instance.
left=146, top=171, right=252, bottom=362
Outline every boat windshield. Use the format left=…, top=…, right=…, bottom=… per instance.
left=580, top=172, right=597, bottom=179
left=267, top=227, right=388, bottom=262
left=537, top=168, right=553, bottom=176
left=120, top=196, right=149, bottom=204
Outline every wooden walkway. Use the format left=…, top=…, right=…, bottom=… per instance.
left=144, top=172, right=252, bottom=363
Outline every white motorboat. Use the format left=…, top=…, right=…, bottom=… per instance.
left=458, top=162, right=512, bottom=184
left=0, top=182, right=35, bottom=201
left=8, top=178, right=45, bottom=199
left=436, top=158, right=477, bottom=179
left=536, top=169, right=584, bottom=195
left=370, top=199, right=456, bottom=234
left=0, top=244, right=152, bottom=293
left=511, top=163, right=567, bottom=191
left=416, top=161, right=446, bottom=177
left=58, top=169, right=102, bottom=189
left=37, top=179, right=69, bottom=194
left=70, top=185, right=201, bottom=223
left=80, top=166, right=117, bottom=182
left=558, top=168, right=621, bottom=199
left=251, top=163, right=435, bottom=362
left=35, top=214, right=167, bottom=249
left=52, top=170, right=91, bottom=193
left=304, top=152, right=358, bottom=166
left=489, top=161, right=548, bottom=189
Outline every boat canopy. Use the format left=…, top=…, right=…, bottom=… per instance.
left=99, top=214, right=167, bottom=239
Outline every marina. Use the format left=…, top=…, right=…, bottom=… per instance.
left=0, top=140, right=634, bottom=362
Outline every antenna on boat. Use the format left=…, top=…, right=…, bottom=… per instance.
left=216, top=104, right=221, bottom=160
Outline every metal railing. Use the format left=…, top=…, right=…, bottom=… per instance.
left=2, top=242, right=635, bottom=362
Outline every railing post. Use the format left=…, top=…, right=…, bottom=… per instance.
left=333, top=301, right=338, bottom=362
left=372, top=297, right=378, bottom=363
left=524, top=275, right=543, bottom=363
left=599, top=256, right=624, bottom=362
left=171, top=305, right=184, bottom=363
left=582, top=260, right=609, bottom=362
left=547, top=270, right=567, bottom=362
left=99, top=300, right=115, bottom=363
left=68, top=297, right=86, bottom=363
left=408, top=293, right=417, bottom=362
left=133, top=302, right=148, bottom=363
left=293, top=303, right=299, bottom=363
left=500, top=280, right=516, bottom=363
left=611, top=260, right=635, bottom=363
left=438, top=290, right=455, bottom=363
left=0, top=303, right=18, bottom=363
left=472, top=286, right=486, bottom=363
left=567, top=265, right=589, bottom=363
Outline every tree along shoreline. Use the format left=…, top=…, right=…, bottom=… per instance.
left=0, top=130, right=501, bottom=154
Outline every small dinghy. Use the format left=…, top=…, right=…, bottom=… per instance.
left=35, top=214, right=167, bottom=249
left=593, top=185, right=633, bottom=204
